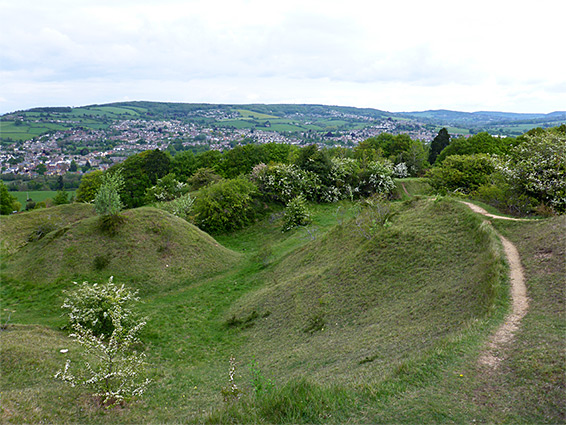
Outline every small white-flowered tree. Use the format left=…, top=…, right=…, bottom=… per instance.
left=55, top=277, right=150, bottom=407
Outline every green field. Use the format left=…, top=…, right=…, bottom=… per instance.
left=0, top=121, right=70, bottom=141
left=11, top=190, right=76, bottom=211
left=234, top=109, right=279, bottom=120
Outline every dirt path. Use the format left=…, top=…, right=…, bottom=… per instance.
left=461, top=201, right=530, bottom=369
left=460, top=201, right=532, bottom=222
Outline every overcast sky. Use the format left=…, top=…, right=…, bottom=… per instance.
left=1, top=0, right=565, bottom=114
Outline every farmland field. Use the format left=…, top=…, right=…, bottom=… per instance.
left=11, top=190, right=76, bottom=210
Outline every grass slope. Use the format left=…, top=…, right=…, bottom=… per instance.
left=224, top=199, right=506, bottom=385
left=1, top=207, right=240, bottom=324
left=0, top=203, right=95, bottom=255
left=0, top=198, right=563, bottom=423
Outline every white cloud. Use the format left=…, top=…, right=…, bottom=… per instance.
left=1, top=0, right=565, bottom=113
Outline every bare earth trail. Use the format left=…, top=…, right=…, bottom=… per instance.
left=460, top=201, right=530, bottom=369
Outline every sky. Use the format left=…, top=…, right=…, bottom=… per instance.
left=1, top=0, right=565, bottom=115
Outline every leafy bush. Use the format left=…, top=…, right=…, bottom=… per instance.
left=0, top=181, right=20, bottom=214
left=357, top=159, right=395, bottom=196
left=436, top=132, right=513, bottom=163
left=282, top=195, right=312, bottom=232
left=53, top=190, right=70, bottom=205
left=117, top=149, right=171, bottom=209
left=75, top=170, right=103, bottom=203
left=155, top=192, right=195, bottom=221
left=56, top=277, right=150, bottom=407
left=499, top=130, right=566, bottom=212
left=193, top=177, right=261, bottom=233
left=474, top=181, right=538, bottom=216
left=294, top=144, right=333, bottom=185
left=187, top=167, right=222, bottom=191
left=427, top=154, right=496, bottom=194
left=145, top=173, right=189, bottom=202
left=94, top=171, right=124, bottom=217
left=252, top=163, right=320, bottom=203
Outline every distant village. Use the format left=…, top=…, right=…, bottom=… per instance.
left=0, top=114, right=435, bottom=178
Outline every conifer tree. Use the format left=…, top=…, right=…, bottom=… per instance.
left=428, top=128, right=450, bottom=164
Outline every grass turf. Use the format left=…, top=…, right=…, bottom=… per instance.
left=0, top=198, right=563, bottom=423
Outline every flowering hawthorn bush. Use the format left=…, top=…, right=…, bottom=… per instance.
left=145, top=173, right=190, bottom=202
left=61, top=277, right=140, bottom=337
left=56, top=277, right=150, bottom=407
left=393, top=162, right=409, bottom=178
left=156, top=192, right=195, bottom=221
left=356, top=159, right=396, bottom=197
left=500, top=131, right=566, bottom=212
left=320, top=157, right=361, bottom=202
left=282, top=195, right=312, bottom=231
left=252, top=163, right=320, bottom=203
left=253, top=159, right=395, bottom=204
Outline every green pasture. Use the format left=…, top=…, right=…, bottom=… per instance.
left=235, top=109, right=279, bottom=120
left=10, top=190, right=75, bottom=211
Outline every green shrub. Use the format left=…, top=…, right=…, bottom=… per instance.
left=0, top=181, right=20, bottom=214
left=61, top=277, right=140, bottom=337
left=193, top=177, right=261, bottom=233
left=500, top=129, right=566, bottom=212
left=53, top=190, right=70, bottom=205
left=474, top=182, right=538, bottom=216
left=282, top=195, right=312, bottom=232
left=427, top=154, right=496, bottom=194
left=155, top=192, right=195, bottom=221
left=94, top=171, right=124, bottom=216
left=187, top=167, right=222, bottom=191
left=56, top=278, right=150, bottom=407
left=75, top=170, right=103, bottom=203
left=145, top=173, right=189, bottom=203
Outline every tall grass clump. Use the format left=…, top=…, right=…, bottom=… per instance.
left=208, top=371, right=351, bottom=424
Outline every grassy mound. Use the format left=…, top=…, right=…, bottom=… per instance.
left=224, top=199, right=506, bottom=386
left=0, top=203, right=96, bottom=255
left=1, top=207, right=240, bottom=321
left=4, top=198, right=561, bottom=423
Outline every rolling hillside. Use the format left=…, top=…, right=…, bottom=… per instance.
left=0, top=195, right=563, bottom=423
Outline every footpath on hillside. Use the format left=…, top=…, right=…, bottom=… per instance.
left=460, top=201, right=530, bottom=369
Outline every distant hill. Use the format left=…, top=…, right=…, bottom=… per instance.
left=1, top=101, right=564, bottom=143
left=398, top=109, right=566, bottom=129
